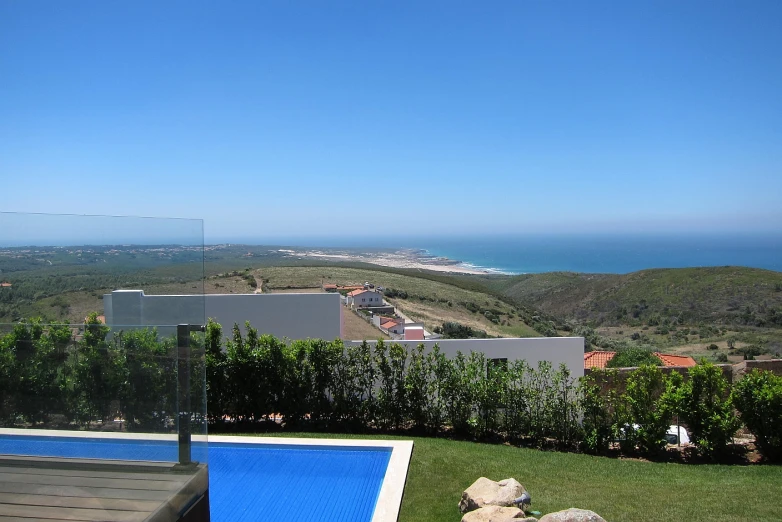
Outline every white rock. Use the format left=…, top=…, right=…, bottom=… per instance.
left=539, top=508, right=607, bottom=522
left=459, top=477, right=527, bottom=513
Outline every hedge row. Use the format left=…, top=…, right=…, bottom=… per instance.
left=1, top=317, right=781, bottom=462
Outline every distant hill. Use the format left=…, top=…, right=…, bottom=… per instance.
left=488, top=266, right=782, bottom=327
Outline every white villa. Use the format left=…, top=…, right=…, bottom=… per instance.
left=347, top=289, right=384, bottom=308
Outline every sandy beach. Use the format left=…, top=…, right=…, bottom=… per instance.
left=277, top=248, right=499, bottom=275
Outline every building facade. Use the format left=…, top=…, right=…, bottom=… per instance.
left=103, top=290, right=343, bottom=340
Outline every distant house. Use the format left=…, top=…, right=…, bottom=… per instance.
left=653, top=352, right=697, bottom=368
left=0, top=282, right=11, bottom=288
left=404, top=326, right=425, bottom=341
left=347, top=289, right=383, bottom=308
left=583, top=351, right=697, bottom=369
left=380, top=319, right=405, bottom=335
left=584, top=351, right=617, bottom=369
left=323, top=284, right=338, bottom=293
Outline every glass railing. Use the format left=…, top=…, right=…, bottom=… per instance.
left=0, top=321, right=207, bottom=463
left=0, top=212, right=207, bottom=472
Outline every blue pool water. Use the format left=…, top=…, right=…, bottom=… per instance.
left=0, top=435, right=392, bottom=522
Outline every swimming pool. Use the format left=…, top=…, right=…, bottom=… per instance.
left=0, top=431, right=411, bottom=522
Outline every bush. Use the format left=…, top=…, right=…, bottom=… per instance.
left=707, top=344, right=719, bottom=350
left=606, top=348, right=662, bottom=368
left=732, top=370, right=782, bottom=462
left=619, top=365, right=672, bottom=455
left=680, top=363, right=739, bottom=459
left=579, top=369, right=619, bottom=454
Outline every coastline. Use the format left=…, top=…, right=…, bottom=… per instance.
left=278, top=248, right=512, bottom=276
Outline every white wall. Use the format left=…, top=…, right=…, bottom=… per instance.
left=103, top=290, right=343, bottom=340
left=346, top=337, right=585, bottom=379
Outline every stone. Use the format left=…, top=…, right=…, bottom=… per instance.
left=459, top=477, right=527, bottom=513
left=461, top=505, right=527, bottom=522
left=538, top=508, right=607, bottom=522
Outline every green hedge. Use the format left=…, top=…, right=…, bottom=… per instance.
left=3, top=316, right=782, bottom=462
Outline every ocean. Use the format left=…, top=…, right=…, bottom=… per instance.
left=224, top=233, right=782, bottom=275
left=406, top=234, right=782, bottom=275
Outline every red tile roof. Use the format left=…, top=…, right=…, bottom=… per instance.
left=323, top=284, right=337, bottom=289
left=654, top=352, right=697, bottom=367
left=584, top=351, right=616, bottom=369
left=584, top=350, right=698, bottom=369
left=381, top=320, right=399, bottom=329
left=347, top=289, right=367, bottom=297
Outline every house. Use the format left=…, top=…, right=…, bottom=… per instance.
left=380, top=318, right=405, bottom=335
left=583, top=350, right=697, bottom=369
left=347, top=289, right=383, bottom=308
left=323, top=284, right=338, bottom=292
left=404, top=326, right=425, bottom=341
left=654, top=352, right=697, bottom=367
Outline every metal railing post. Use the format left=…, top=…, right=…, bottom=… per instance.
left=177, top=324, right=204, bottom=466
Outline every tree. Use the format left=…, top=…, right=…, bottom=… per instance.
left=606, top=348, right=662, bottom=368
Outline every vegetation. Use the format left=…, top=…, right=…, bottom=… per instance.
left=732, top=369, right=782, bottom=462
left=251, top=432, right=782, bottom=522
left=677, top=363, right=740, bottom=459
left=488, top=267, right=782, bottom=327
left=432, top=321, right=491, bottom=339
left=4, top=316, right=782, bottom=465
left=606, top=347, right=662, bottom=368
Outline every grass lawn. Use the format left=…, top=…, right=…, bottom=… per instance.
left=239, top=432, right=782, bottom=522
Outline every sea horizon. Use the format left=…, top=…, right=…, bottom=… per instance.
left=213, top=232, right=782, bottom=275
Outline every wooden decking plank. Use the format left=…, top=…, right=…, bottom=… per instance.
left=0, top=455, right=207, bottom=522
left=2, top=517, right=72, bottom=522
left=0, top=503, right=149, bottom=521
left=0, top=471, right=184, bottom=491
left=0, top=481, right=171, bottom=501
left=0, top=454, right=176, bottom=473
left=0, top=491, right=162, bottom=512
left=0, top=465, right=190, bottom=482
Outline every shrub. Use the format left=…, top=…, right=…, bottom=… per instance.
left=732, top=370, right=782, bottom=462
left=680, top=363, right=739, bottom=459
left=606, top=348, right=662, bottom=368
left=707, top=344, right=719, bottom=350
left=579, top=371, right=615, bottom=454
left=619, top=365, right=672, bottom=455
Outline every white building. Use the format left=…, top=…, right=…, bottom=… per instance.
left=346, top=337, right=585, bottom=379
left=103, top=290, right=343, bottom=340
left=347, top=289, right=384, bottom=308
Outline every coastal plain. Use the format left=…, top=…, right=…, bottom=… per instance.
left=1, top=244, right=781, bottom=362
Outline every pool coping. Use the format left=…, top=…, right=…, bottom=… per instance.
left=0, top=429, right=413, bottom=522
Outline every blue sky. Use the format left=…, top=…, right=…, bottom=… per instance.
left=1, top=1, right=780, bottom=243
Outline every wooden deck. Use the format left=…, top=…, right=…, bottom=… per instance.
left=0, top=454, right=208, bottom=522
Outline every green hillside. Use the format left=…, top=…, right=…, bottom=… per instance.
left=492, top=266, right=782, bottom=327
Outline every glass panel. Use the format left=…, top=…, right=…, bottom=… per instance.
left=0, top=212, right=207, bottom=470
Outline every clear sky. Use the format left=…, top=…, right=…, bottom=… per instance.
left=1, top=1, right=780, bottom=243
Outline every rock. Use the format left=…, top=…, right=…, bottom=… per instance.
left=459, top=477, right=527, bottom=513
left=461, top=505, right=527, bottom=522
left=538, top=508, right=607, bottom=522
